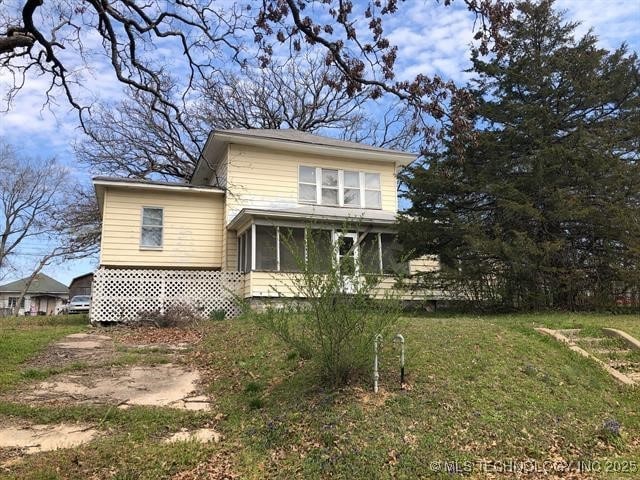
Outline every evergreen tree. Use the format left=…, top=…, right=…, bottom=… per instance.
left=399, top=0, right=640, bottom=310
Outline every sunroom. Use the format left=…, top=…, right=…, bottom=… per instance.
left=227, top=207, right=430, bottom=299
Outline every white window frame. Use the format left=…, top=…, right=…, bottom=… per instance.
left=298, top=166, right=318, bottom=204
left=320, top=168, right=340, bottom=206
left=140, top=206, right=163, bottom=249
left=237, top=221, right=402, bottom=276
left=298, top=165, right=382, bottom=209
left=363, top=172, right=382, bottom=209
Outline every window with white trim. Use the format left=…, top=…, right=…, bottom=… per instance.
left=140, top=207, right=163, bottom=248
left=8, top=297, right=25, bottom=308
left=236, top=225, right=408, bottom=276
left=298, top=166, right=317, bottom=202
left=364, top=173, right=382, bottom=209
left=298, top=166, right=382, bottom=209
left=343, top=171, right=361, bottom=206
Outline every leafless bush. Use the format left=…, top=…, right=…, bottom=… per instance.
left=136, top=302, right=202, bottom=328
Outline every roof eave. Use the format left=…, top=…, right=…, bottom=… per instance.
left=214, top=131, right=417, bottom=166
left=227, top=208, right=398, bottom=231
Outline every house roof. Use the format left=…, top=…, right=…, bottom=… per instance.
left=191, top=128, right=417, bottom=185
left=217, top=129, right=413, bottom=155
left=93, top=176, right=224, bottom=191
left=70, top=272, right=94, bottom=284
left=93, top=176, right=225, bottom=213
left=228, top=205, right=398, bottom=232
left=0, top=274, right=69, bottom=295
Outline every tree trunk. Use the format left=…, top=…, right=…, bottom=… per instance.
left=12, top=255, right=52, bottom=316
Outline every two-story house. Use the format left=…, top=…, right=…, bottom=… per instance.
left=91, top=129, right=437, bottom=323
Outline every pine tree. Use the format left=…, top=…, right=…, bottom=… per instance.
left=399, top=0, right=640, bottom=310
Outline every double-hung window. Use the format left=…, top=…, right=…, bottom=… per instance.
left=298, top=166, right=382, bottom=209
left=343, top=171, right=361, bottom=206
left=140, top=207, right=163, bottom=248
left=298, top=166, right=317, bottom=202
left=321, top=169, right=339, bottom=205
left=364, top=173, right=382, bottom=209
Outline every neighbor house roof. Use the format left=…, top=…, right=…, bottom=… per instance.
left=191, top=128, right=417, bottom=185
left=69, top=272, right=94, bottom=284
left=228, top=205, right=398, bottom=232
left=0, top=274, right=69, bottom=295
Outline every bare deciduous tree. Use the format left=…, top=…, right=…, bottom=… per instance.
left=0, top=140, right=64, bottom=270
left=255, top=0, right=514, bottom=149
left=77, top=54, right=423, bottom=181
left=1, top=0, right=248, bottom=151
left=0, top=140, right=100, bottom=313
left=2, top=1, right=512, bottom=151
left=76, top=87, right=202, bottom=180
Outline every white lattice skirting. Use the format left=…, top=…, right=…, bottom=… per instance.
left=90, top=268, right=244, bottom=323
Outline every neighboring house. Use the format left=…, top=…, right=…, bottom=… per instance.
left=91, top=129, right=438, bottom=322
left=0, top=274, right=69, bottom=316
left=69, top=272, right=94, bottom=299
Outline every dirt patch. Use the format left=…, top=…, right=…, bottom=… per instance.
left=171, top=451, right=238, bottom=480
left=25, top=331, right=116, bottom=370
left=108, top=326, right=203, bottom=347
left=164, top=428, right=222, bottom=444
left=0, top=423, right=97, bottom=454
left=23, top=363, right=211, bottom=410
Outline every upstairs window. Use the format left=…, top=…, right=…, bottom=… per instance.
left=298, top=166, right=317, bottom=202
left=321, top=169, right=339, bottom=205
left=140, top=207, right=163, bottom=248
left=364, top=173, right=382, bottom=209
left=343, top=171, right=361, bottom=206
left=298, top=166, right=382, bottom=209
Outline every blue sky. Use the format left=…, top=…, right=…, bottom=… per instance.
left=0, top=0, right=639, bottom=286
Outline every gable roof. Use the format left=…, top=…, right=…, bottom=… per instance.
left=93, top=176, right=225, bottom=213
left=217, top=129, right=413, bottom=155
left=191, top=128, right=417, bottom=185
left=70, top=272, right=94, bottom=285
left=0, top=274, right=69, bottom=295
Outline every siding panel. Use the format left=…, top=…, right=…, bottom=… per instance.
left=100, top=187, right=224, bottom=268
left=225, top=144, right=399, bottom=223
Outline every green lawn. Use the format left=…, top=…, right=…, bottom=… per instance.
left=1, top=313, right=639, bottom=479
left=0, top=315, right=88, bottom=391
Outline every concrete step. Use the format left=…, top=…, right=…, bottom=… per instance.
left=577, top=337, right=606, bottom=343
left=607, top=360, right=640, bottom=370
left=557, top=329, right=581, bottom=337
left=592, top=348, right=633, bottom=356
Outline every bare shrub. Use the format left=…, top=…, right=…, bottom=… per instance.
left=136, top=302, right=202, bottom=328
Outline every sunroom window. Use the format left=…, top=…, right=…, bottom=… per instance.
left=237, top=226, right=407, bottom=276
left=279, top=227, right=306, bottom=272
left=255, top=226, right=278, bottom=271
left=381, top=233, right=409, bottom=274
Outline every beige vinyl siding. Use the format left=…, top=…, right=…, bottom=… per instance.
left=214, top=149, right=228, bottom=188
left=244, top=272, right=438, bottom=301
left=100, top=187, right=224, bottom=268
left=225, top=144, right=398, bottom=223
left=224, top=230, right=238, bottom=271
left=409, top=256, right=439, bottom=274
